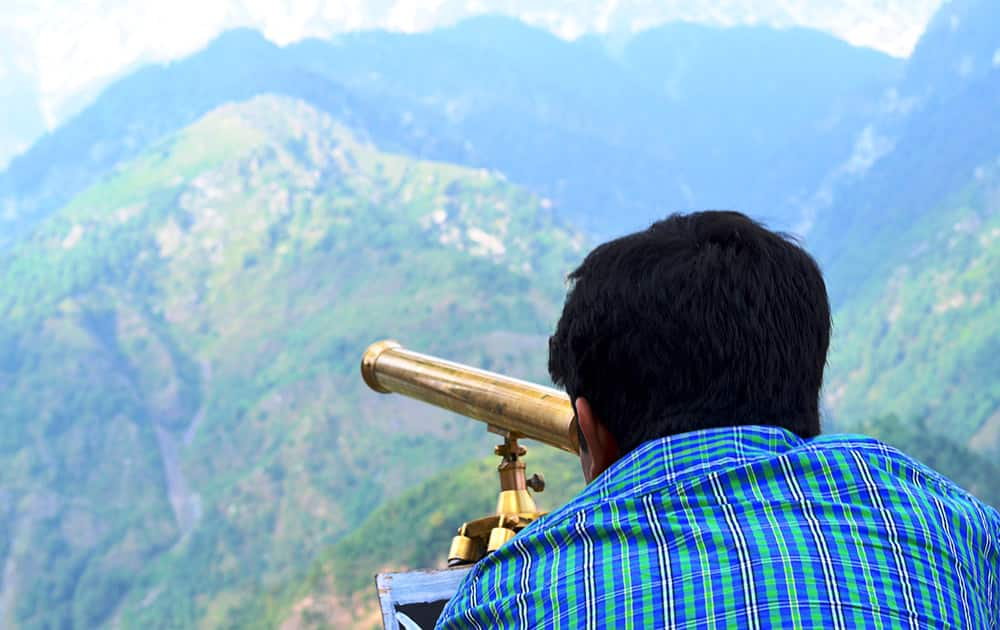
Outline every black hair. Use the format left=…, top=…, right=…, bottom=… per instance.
left=549, top=211, right=830, bottom=454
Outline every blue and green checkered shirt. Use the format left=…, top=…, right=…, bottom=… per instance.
left=437, top=425, right=1000, bottom=629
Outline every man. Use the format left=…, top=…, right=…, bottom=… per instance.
left=437, top=211, right=1000, bottom=629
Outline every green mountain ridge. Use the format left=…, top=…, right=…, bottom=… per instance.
left=0, top=94, right=585, bottom=629
left=810, top=19, right=1000, bottom=448
left=825, top=164, right=1000, bottom=448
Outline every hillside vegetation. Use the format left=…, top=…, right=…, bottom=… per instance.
left=813, top=0, right=1000, bottom=451
left=0, top=95, right=583, bottom=629
left=244, top=449, right=585, bottom=629
left=825, top=169, right=1000, bottom=448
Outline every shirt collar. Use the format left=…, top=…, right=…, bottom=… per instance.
left=578, top=424, right=807, bottom=507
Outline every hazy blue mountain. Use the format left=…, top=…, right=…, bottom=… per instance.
left=282, top=17, right=680, bottom=234
left=0, top=17, right=902, bottom=248
left=0, top=29, right=457, bottom=250
left=809, top=2, right=1000, bottom=303
left=807, top=0, right=1000, bottom=451
left=285, top=16, right=901, bottom=233
left=618, top=23, right=902, bottom=225
left=902, top=0, right=1000, bottom=101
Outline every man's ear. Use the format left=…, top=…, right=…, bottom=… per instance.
left=575, top=397, right=621, bottom=482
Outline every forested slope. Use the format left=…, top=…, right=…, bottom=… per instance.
left=0, top=95, right=583, bottom=628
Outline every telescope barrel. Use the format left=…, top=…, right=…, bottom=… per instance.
left=361, top=340, right=578, bottom=454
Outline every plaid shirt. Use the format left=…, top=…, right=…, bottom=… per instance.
left=437, top=425, right=1000, bottom=629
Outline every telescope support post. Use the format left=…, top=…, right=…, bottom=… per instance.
left=447, top=434, right=548, bottom=566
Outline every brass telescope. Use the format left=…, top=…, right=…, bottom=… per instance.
left=361, top=340, right=577, bottom=565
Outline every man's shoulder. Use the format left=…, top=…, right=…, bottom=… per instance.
left=806, top=432, right=999, bottom=515
left=529, top=428, right=997, bottom=537
left=437, top=426, right=1000, bottom=629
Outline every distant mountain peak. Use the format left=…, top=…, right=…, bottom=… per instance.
left=0, top=1, right=942, bottom=152
left=904, top=0, right=1000, bottom=96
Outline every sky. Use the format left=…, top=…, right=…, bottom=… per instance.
left=2, top=0, right=945, bottom=132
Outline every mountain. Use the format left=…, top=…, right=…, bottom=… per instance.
left=809, top=0, right=1000, bottom=291
left=0, top=29, right=457, bottom=250
left=807, top=0, right=1000, bottom=450
left=284, top=17, right=901, bottom=234
left=618, top=22, right=899, bottom=224
left=1, top=1, right=936, bottom=187
left=0, top=0, right=939, bottom=138
left=903, top=0, right=1000, bottom=100
left=0, top=19, right=901, bottom=247
left=821, top=164, right=1000, bottom=446
left=0, top=94, right=585, bottom=629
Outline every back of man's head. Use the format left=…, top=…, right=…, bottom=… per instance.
left=548, top=211, right=831, bottom=454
